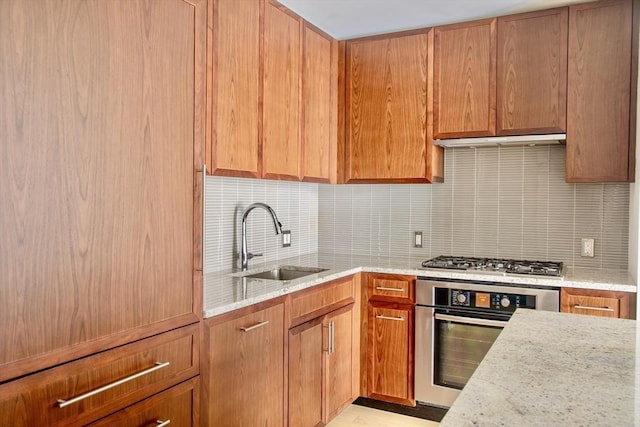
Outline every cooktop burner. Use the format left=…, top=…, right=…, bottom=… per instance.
left=421, top=255, right=563, bottom=278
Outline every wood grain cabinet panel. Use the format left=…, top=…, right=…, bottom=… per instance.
left=208, top=0, right=261, bottom=177
left=203, top=300, right=285, bottom=426
left=497, top=8, right=568, bottom=135
left=561, top=288, right=635, bottom=319
left=0, top=0, right=204, bottom=383
left=87, top=378, right=199, bottom=427
left=368, top=273, right=415, bottom=304
left=434, top=19, right=497, bottom=138
left=325, top=305, right=356, bottom=421
left=0, top=325, right=199, bottom=427
left=263, top=1, right=302, bottom=180
left=367, top=302, right=415, bottom=406
left=346, top=31, right=443, bottom=182
left=566, top=0, right=635, bottom=182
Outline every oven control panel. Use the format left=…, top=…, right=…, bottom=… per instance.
left=450, top=289, right=536, bottom=312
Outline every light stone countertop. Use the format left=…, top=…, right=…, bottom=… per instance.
left=202, top=252, right=636, bottom=318
left=439, top=309, right=640, bottom=427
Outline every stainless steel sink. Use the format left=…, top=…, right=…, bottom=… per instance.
left=243, top=265, right=328, bottom=281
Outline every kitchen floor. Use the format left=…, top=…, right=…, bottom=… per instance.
left=327, top=405, right=439, bottom=427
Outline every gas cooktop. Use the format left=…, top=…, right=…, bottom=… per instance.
left=420, top=255, right=564, bottom=278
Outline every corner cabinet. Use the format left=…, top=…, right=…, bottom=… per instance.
left=346, top=30, right=444, bottom=183
left=566, top=0, right=636, bottom=182
left=202, top=299, right=286, bottom=426
left=365, top=274, right=415, bottom=406
left=0, top=0, right=204, bottom=423
left=561, top=288, right=635, bottom=319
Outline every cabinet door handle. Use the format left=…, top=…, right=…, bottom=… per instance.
left=156, top=420, right=171, bottom=427
left=376, top=286, right=404, bottom=292
left=573, top=305, right=614, bottom=312
left=329, top=321, right=335, bottom=355
left=57, top=361, right=171, bottom=408
left=240, top=320, right=269, bottom=332
left=375, top=314, right=404, bottom=321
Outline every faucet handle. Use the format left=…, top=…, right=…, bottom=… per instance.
left=247, top=252, right=263, bottom=260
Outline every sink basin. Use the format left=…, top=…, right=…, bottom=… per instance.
left=243, top=266, right=328, bottom=281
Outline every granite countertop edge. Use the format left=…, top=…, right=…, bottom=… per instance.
left=202, top=252, right=636, bottom=318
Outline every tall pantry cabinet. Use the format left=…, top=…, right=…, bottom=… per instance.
left=0, top=0, right=204, bottom=424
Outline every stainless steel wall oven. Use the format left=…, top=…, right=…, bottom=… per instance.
left=415, top=278, right=559, bottom=407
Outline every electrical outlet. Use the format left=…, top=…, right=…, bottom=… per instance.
left=581, top=238, right=594, bottom=257
left=414, top=231, right=423, bottom=248
left=282, top=230, right=291, bottom=248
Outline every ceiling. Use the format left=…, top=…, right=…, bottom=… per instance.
left=277, top=0, right=592, bottom=39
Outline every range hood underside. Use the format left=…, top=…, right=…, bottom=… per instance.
left=434, top=133, right=566, bottom=148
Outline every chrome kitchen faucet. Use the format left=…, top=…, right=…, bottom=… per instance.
left=240, top=202, right=283, bottom=270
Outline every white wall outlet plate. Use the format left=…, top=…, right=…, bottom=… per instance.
left=581, top=238, right=594, bottom=257
left=414, top=231, right=423, bottom=248
left=283, top=230, right=291, bottom=248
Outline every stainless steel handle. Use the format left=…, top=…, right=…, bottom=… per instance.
left=240, top=320, right=269, bottom=332
left=376, top=286, right=404, bottom=292
left=375, top=314, right=404, bottom=321
left=156, top=420, right=171, bottom=427
left=57, top=361, right=171, bottom=408
left=435, top=313, right=507, bottom=328
left=573, top=305, right=615, bottom=312
left=328, top=321, right=335, bottom=355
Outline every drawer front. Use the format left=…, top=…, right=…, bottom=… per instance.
left=562, top=293, right=620, bottom=318
left=290, top=276, right=354, bottom=325
left=0, top=324, right=199, bottom=426
left=368, top=274, right=415, bottom=303
left=88, top=377, right=199, bottom=427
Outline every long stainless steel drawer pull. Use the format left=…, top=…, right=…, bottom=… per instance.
left=240, top=320, right=269, bottom=332
left=156, top=420, right=171, bottom=427
left=57, top=361, right=171, bottom=408
left=573, top=305, right=614, bottom=312
left=435, top=313, right=507, bottom=328
left=376, top=287, right=404, bottom=292
left=376, top=315, right=404, bottom=321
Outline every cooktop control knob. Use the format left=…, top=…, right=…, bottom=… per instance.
left=500, top=297, right=511, bottom=308
left=456, top=293, right=467, bottom=304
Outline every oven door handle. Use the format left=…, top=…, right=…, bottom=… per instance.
left=434, top=313, right=508, bottom=328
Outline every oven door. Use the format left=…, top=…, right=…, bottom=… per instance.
left=415, top=306, right=508, bottom=407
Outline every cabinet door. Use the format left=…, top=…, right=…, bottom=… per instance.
left=301, top=23, right=340, bottom=183
left=346, top=32, right=431, bottom=182
left=561, top=288, right=634, bottom=319
left=204, top=302, right=285, bottom=426
left=497, top=8, right=568, bottom=135
left=209, top=0, right=261, bottom=177
left=0, top=0, right=203, bottom=382
left=367, top=303, right=414, bottom=406
left=566, top=0, right=634, bottom=182
left=325, top=304, right=356, bottom=422
left=434, top=18, right=497, bottom=138
left=263, top=1, right=302, bottom=180
left=289, top=318, right=324, bottom=427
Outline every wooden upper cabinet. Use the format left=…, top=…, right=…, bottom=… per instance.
left=434, top=19, right=497, bottom=138
left=346, top=31, right=443, bottom=182
left=262, top=1, right=302, bottom=180
left=0, top=0, right=203, bottom=382
left=209, top=0, right=261, bottom=177
left=497, top=8, right=568, bottom=135
left=566, top=0, right=635, bottom=182
left=301, top=23, right=342, bottom=183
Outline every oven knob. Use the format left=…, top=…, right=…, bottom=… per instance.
left=500, top=297, right=511, bottom=308
left=456, top=293, right=467, bottom=304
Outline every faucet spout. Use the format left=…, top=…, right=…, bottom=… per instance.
left=241, top=203, right=283, bottom=270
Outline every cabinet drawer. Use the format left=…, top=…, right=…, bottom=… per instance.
left=290, top=276, right=355, bottom=326
left=0, top=324, right=199, bottom=426
left=88, top=377, right=199, bottom=426
left=368, top=274, right=415, bottom=303
left=561, top=288, right=634, bottom=319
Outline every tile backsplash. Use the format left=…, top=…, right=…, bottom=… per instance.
left=204, top=177, right=318, bottom=273
left=318, top=145, right=630, bottom=269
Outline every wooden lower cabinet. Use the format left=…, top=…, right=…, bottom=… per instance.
left=0, top=324, right=200, bottom=426
left=88, top=377, right=199, bottom=426
left=561, top=288, right=635, bottom=319
left=367, top=302, right=415, bottom=406
left=202, top=299, right=285, bottom=426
